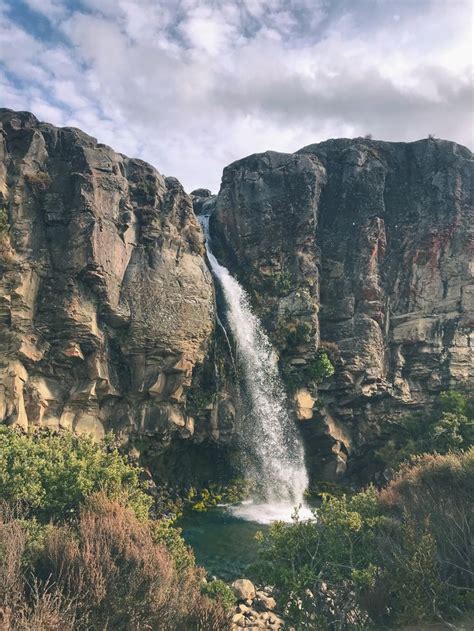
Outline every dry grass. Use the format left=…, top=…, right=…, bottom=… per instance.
left=24, top=172, right=51, bottom=192
left=0, top=504, right=26, bottom=624
left=380, top=449, right=474, bottom=594
left=0, top=495, right=229, bottom=631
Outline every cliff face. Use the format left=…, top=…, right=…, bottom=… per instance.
left=1, top=109, right=472, bottom=485
left=213, top=138, right=474, bottom=481
left=0, top=109, right=237, bottom=468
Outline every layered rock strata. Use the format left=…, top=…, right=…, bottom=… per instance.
left=1, top=108, right=472, bottom=484
left=212, top=138, right=474, bottom=481
left=0, top=109, right=234, bottom=461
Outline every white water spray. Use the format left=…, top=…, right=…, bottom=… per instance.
left=199, top=215, right=312, bottom=523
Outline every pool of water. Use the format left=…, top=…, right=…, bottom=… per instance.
left=179, top=507, right=265, bottom=581
left=179, top=502, right=316, bottom=581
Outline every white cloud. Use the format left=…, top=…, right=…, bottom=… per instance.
left=0, top=0, right=472, bottom=191
left=23, top=0, right=68, bottom=20
left=28, top=97, right=66, bottom=125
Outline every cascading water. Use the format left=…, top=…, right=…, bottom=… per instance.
left=199, top=215, right=312, bottom=523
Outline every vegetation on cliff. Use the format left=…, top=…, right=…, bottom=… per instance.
left=377, top=390, right=474, bottom=469
left=0, top=207, right=8, bottom=241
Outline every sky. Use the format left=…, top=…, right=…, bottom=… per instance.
left=0, top=0, right=473, bottom=192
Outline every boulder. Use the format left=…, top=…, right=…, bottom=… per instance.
left=232, top=579, right=256, bottom=601
left=254, top=591, right=277, bottom=611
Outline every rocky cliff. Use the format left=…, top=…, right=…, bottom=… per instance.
left=1, top=108, right=472, bottom=485
left=212, top=138, right=473, bottom=481
left=0, top=109, right=239, bottom=482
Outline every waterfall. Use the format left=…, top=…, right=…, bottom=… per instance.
left=199, top=215, right=311, bottom=523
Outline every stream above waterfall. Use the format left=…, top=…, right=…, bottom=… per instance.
left=198, top=214, right=311, bottom=524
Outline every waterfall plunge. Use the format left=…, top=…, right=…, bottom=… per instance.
left=200, top=215, right=311, bottom=523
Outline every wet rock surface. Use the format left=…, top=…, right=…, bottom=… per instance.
left=212, top=138, right=474, bottom=482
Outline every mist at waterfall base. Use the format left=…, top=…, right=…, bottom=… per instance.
left=199, top=215, right=313, bottom=525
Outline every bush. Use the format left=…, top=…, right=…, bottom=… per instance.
left=0, top=504, right=26, bottom=620
left=0, top=207, right=9, bottom=240
left=152, top=517, right=195, bottom=570
left=307, top=351, right=335, bottom=382
left=0, top=429, right=231, bottom=629
left=184, top=478, right=252, bottom=512
left=260, top=271, right=293, bottom=295
left=380, top=449, right=474, bottom=605
left=254, top=452, right=473, bottom=628
left=377, top=391, right=474, bottom=469
left=0, top=495, right=229, bottom=630
left=253, top=488, right=386, bottom=628
left=0, top=427, right=152, bottom=522
left=379, top=520, right=446, bottom=626
left=201, top=579, right=235, bottom=611
left=283, top=350, right=335, bottom=392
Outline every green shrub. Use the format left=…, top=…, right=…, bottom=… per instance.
left=377, top=391, right=474, bottom=469
left=184, top=479, right=252, bottom=512
left=275, top=271, right=293, bottom=294
left=187, top=387, right=214, bottom=411
left=440, top=390, right=470, bottom=415
left=260, top=271, right=293, bottom=295
left=254, top=452, right=473, bottom=628
left=152, top=517, right=195, bottom=570
left=201, top=579, right=235, bottom=611
left=0, top=427, right=152, bottom=522
left=304, top=480, right=353, bottom=500
left=430, top=411, right=466, bottom=451
left=381, top=520, right=446, bottom=626
left=283, top=350, right=335, bottom=392
left=307, top=351, right=335, bottom=382
left=253, top=488, right=386, bottom=628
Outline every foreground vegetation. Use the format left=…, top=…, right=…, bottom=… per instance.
left=254, top=449, right=473, bottom=628
left=0, top=390, right=472, bottom=629
left=0, top=428, right=230, bottom=630
left=376, top=390, right=474, bottom=469
left=253, top=391, right=474, bottom=629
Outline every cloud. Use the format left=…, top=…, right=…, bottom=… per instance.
left=0, top=0, right=472, bottom=191
left=23, top=0, right=67, bottom=20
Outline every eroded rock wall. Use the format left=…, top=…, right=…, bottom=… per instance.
left=213, top=138, right=474, bottom=482
left=0, top=109, right=231, bottom=458
left=1, top=109, right=472, bottom=485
